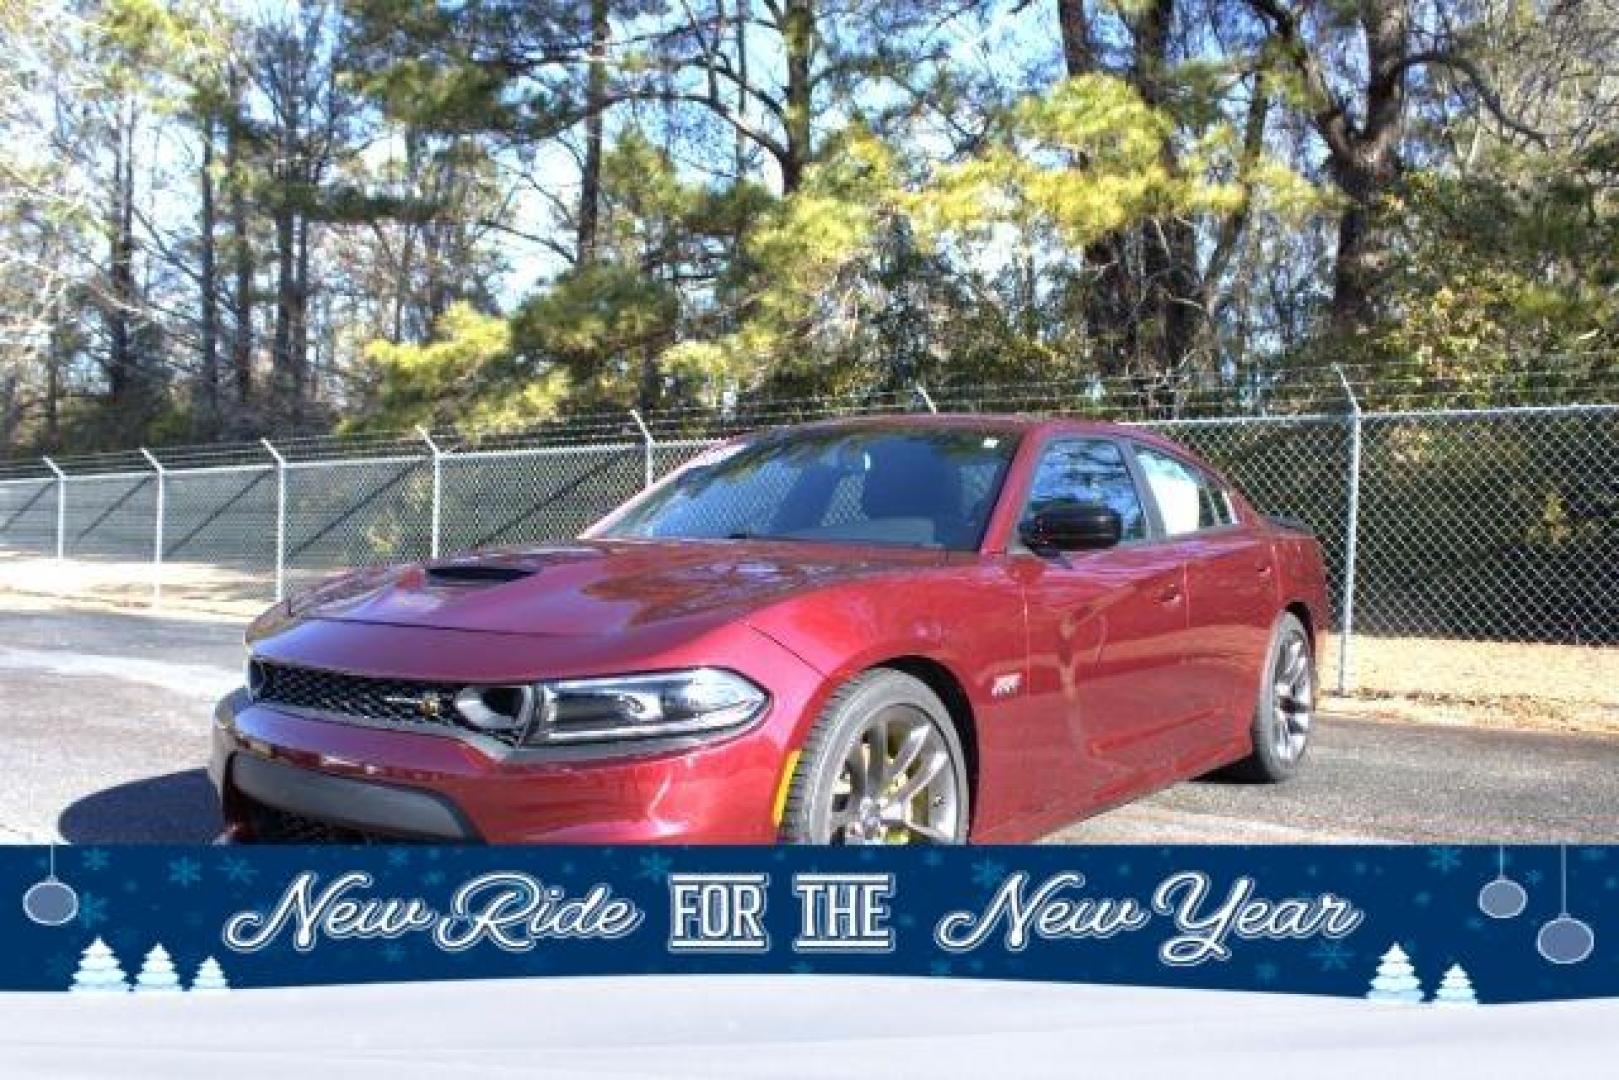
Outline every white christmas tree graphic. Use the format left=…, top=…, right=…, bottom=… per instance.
left=1366, top=943, right=1424, bottom=1003
left=133, top=944, right=183, bottom=993
left=1432, top=963, right=1479, bottom=1006
left=69, top=937, right=130, bottom=994
left=191, top=957, right=230, bottom=993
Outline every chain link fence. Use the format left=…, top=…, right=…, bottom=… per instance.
left=1, top=399, right=1615, bottom=706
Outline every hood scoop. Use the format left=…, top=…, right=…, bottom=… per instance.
left=423, top=563, right=535, bottom=588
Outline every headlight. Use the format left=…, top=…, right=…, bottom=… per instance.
left=524, top=668, right=767, bottom=746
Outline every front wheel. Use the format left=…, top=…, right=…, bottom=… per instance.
left=1225, top=612, right=1315, bottom=782
left=778, top=669, right=970, bottom=845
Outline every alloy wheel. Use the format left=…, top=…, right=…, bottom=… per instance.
left=1272, top=633, right=1313, bottom=762
left=826, top=705, right=962, bottom=845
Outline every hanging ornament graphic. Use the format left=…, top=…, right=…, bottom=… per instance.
left=1536, top=845, right=1595, bottom=965
left=1477, top=844, right=1528, bottom=919
left=21, top=844, right=79, bottom=927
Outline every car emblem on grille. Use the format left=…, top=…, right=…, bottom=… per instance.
left=382, top=692, right=448, bottom=719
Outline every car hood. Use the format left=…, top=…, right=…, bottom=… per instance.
left=271, top=539, right=950, bottom=638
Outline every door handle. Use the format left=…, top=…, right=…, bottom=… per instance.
left=1158, top=584, right=1182, bottom=604
left=1256, top=562, right=1273, bottom=576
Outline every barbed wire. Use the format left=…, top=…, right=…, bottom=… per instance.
left=2, top=357, right=1616, bottom=476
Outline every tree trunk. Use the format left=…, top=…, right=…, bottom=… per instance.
left=1056, top=0, right=1093, bottom=74
left=293, top=212, right=312, bottom=408
left=577, top=0, right=608, bottom=264
left=227, top=69, right=254, bottom=411
left=734, top=0, right=751, bottom=178
left=197, top=115, right=221, bottom=436
left=1057, top=0, right=1132, bottom=377
left=1133, top=0, right=1200, bottom=381
left=780, top=0, right=814, bottom=192
left=1327, top=0, right=1409, bottom=333
left=106, top=102, right=138, bottom=405
left=271, top=196, right=296, bottom=419
left=1247, top=0, right=1409, bottom=335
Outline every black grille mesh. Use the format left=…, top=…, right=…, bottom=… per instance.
left=254, top=662, right=464, bottom=731
left=241, top=798, right=440, bottom=844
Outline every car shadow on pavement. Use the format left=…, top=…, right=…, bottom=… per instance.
left=58, top=769, right=221, bottom=843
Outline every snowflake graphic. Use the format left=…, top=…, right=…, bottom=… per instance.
left=1524, top=868, right=1544, bottom=886
left=1427, top=847, right=1463, bottom=874
left=1412, top=891, right=1432, bottom=907
left=1307, top=940, right=1353, bottom=972
left=219, top=856, right=257, bottom=885
left=422, top=869, right=446, bottom=887
left=76, top=892, right=109, bottom=929
left=929, top=959, right=952, bottom=977
left=382, top=943, right=407, bottom=964
left=1255, top=961, right=1280, bottom=984
left=168, top=856, right=203, bottom=887
left=970, top=859, right=1008, bottom=891
left=637, top=853, right=674, bottom=881
left=386, top=848, right=411, bottom=868
left=922, top=850, right=944, bottom=868
left=79, top=849, right=110, bottom=872
left=789, top=961, right=814, bottom=975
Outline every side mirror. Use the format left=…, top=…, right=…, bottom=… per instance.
left=1020, top=503, right=1123, bottom=553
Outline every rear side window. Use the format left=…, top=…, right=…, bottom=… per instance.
left=1134, top=447, right=1234, bottom=535
left=1022, top=439, right=1148, bottom=541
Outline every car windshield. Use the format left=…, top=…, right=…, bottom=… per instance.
left=595, top=426, right=1019, bottom=551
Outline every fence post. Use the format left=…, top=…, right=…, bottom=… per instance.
left=138, top=448, right=165, bottom=608
left=418, top=427, right=443, bottom=559
left=628, top=409, right=655, bottom=489
left=41, top=456, right=65, bottom=561
left=261, top=439, right=287, bottom=602
left=1334, top=366, right=1362, bottom=694
left=915, top=383, right=938, bottom=413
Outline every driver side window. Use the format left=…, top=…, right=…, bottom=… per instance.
left=1022, top=439, right=1148, bottom=542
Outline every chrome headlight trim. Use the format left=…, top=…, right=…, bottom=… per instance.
left=521, top=667, right=768, bottom=746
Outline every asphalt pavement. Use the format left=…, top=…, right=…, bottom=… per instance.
left=0, top=604, right=1615, bottom=844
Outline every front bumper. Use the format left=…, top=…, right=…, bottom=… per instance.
left=210, top=666, right=813, bottom=843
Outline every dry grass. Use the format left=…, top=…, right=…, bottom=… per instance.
left=1322, top=632, right=1619, bottom=735
left=2, top=553, right=1615, bottom=736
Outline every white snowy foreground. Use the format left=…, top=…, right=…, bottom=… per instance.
left=1, top=976, right=1614, bottom=1078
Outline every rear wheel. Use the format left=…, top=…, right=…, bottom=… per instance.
left=779, top=669, right=969, bottom=845
left=1226, top=612, right=1314, bottom=782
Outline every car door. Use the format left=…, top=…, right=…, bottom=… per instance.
left=1131, top=444, right=1277, bottom=757
left=1013, top=436, right=1194, bottom=809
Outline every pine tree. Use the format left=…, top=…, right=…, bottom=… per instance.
left=191, top=956, right=230, bottom=992
left=69, top=937, right=130, bottom=994
left=133, top=944, right=183, bottom=993
left=1433, top=963, right=1479, bottom=1006
left=1366, top=943, right=1424, bottom=1003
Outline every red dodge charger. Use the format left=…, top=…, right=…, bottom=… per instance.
left=212, top=415, right=1328, bottom=844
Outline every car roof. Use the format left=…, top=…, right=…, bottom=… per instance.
left=778, top=412, right=1165, bottom=443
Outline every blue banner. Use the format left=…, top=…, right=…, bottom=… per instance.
left=6, top=845, right=1611, bottom=1003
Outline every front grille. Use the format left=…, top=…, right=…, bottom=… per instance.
left=253, top=661, right=464, bottom=732
left=240, top=798, right=439, bottom=844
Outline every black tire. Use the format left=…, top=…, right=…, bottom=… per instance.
left=1224, top=612, right=1315, bottom=783
left=779, top=669, right=971, bottom=845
